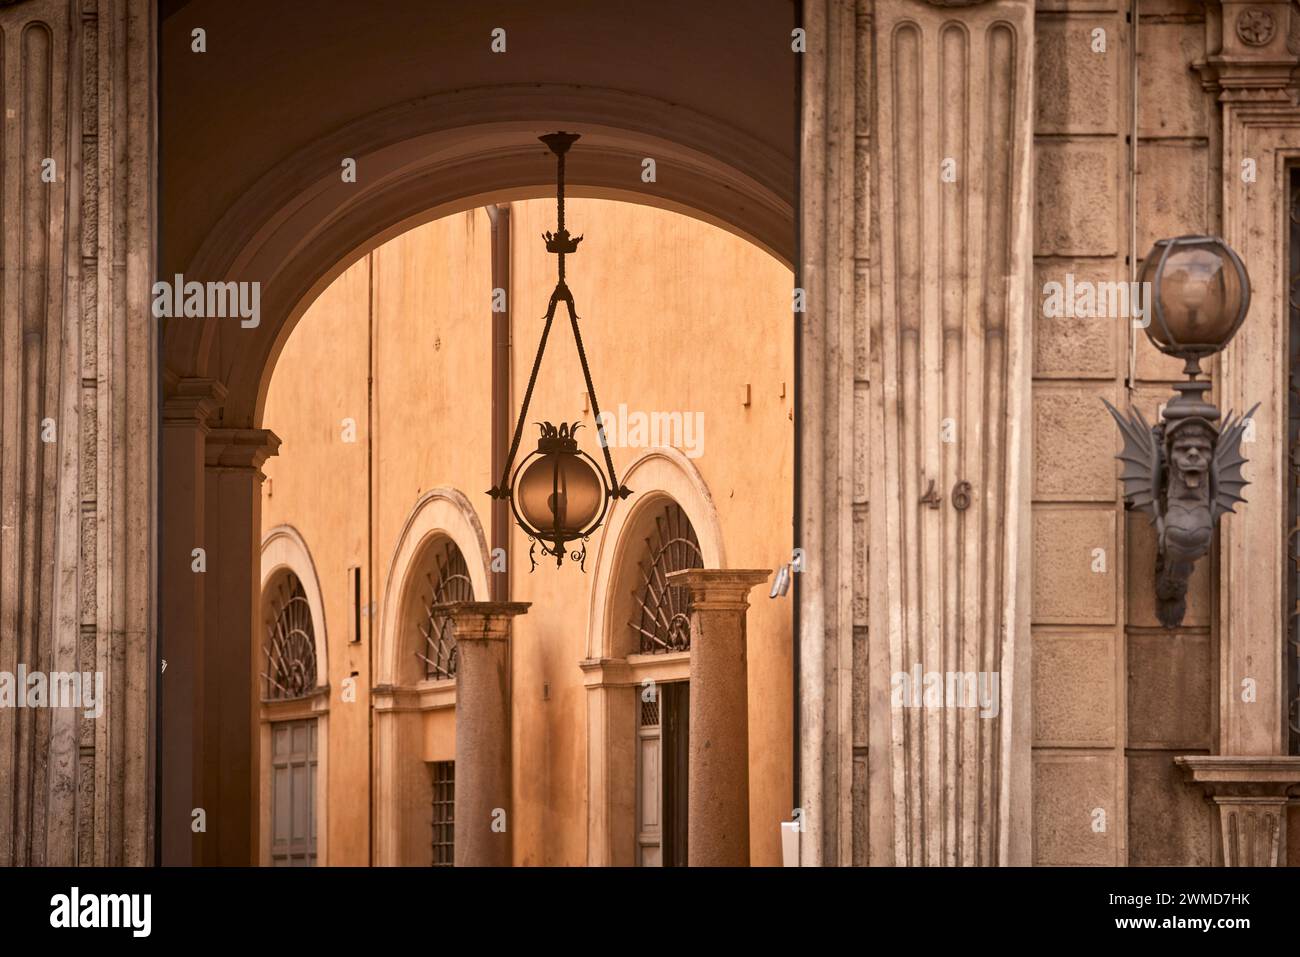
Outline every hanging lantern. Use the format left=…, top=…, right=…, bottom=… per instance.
left=488, top=133, right=630, bottom=570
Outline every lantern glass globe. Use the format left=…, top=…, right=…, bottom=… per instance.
left=1139, top=237, right=1248, bottom=358
left=517, top=451, right=604, bottom=539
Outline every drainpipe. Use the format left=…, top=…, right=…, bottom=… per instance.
left=486, top=204, right=511, bottom=601
left=792, top=0, right=805, bottom=834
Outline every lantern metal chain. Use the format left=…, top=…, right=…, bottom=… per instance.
left=556, top=143, right=567, bottom=284
left=489, top=132, right=629, bottom=505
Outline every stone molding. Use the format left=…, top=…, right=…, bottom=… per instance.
left=1195, top=0, right=1299, bottom=101
left=205, top=427, right=281, bottom=471
left=162, top=377, right=227, bottom=427
left=1177, top=756, right=1300, bottom=865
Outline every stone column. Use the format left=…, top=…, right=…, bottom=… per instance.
left=202, top=428, right=279, bottom=865
left=668, top=569, right=769, bottom=867
left=0, top=0, right=156, bottom=867
left=801, top=0, right=1035, bottom=867
left=160, top=379, right=226, bottom=865
left=871, top=0, right=1035, bottom=868
left=438, top=601, right=530, bottom=867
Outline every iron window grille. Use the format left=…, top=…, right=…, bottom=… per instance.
left=630, top=502, right=703, bottom=654
left=262, top=573, right=317, bottom=701
left=417, top=540, right=474, bottom=680
left=431, top=761, right=455, bottom=867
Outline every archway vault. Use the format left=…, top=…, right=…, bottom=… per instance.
left=155, top=0, right=797, bottom=866
left=164, top=87, right=795, bottom=427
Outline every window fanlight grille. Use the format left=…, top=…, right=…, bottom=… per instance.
left=630, top=503, right=703, bottom=654
left=418, top=540, right=474, bottom=680
left=262, top=573, right=317, bottom=700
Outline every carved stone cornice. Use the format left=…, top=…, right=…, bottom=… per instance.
left=162, top=377, right=227, bottom=428
left=1195, top=1, right=1299, bottom=102
left=204, top=427, right=281, bottom=471
left=1176, top=756, right=1300, bottom=865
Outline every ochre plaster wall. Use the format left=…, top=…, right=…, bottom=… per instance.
left=261, top=198, right=793, bottom=865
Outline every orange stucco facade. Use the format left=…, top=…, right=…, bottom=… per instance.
left=260, top=198, right=794, bottom=865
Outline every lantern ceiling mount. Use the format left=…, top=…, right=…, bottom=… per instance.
left=487, top=133, right=631, bottom=571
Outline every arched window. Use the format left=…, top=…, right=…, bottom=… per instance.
left=259, top=528, right=330, bottom=867
left=415, top=538, right=475, bottom=680
left=630, top=502, right=703, bottom=655
left=262, top=571, right=318, bottom=700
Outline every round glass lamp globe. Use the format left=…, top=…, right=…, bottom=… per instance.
left=1138, top=237, right=1248, bottom=357
left=517, top=452, right=604, bottom=539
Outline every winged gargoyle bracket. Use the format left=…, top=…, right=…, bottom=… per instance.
left=1102, top=396, right=1258, bottom=628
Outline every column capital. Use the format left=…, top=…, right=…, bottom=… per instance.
left=666, top=568, right=770, bottom=611
left=433, top=601, right=531, bottom=641
left=163, top=377, right=227, bottom=429
left=1176, top=755, right=1300, bottom=865
left=205, top=428, right=281, bottom=471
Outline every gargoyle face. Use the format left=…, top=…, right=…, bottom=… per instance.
left=1169, top=430, right=1213, bottom=489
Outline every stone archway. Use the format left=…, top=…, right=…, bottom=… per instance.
left=155, top=0, right=796, bottom=866
left=167, top=103, right=794, bottom=429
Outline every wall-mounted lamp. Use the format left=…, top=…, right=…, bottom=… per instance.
left=1104, top=235, right=1256, bottom=628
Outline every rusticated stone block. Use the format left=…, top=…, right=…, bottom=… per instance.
left=80, top=513, right=96, bottom=625
left=81, top=275, right=96, bottom=379
left=1138, top=0, right=1207, bottom=20
left=1032, top=632, right=1117, bottom=747
left=1036, top=141, right=1119, bottom=256
left=1034, top=386, right=1120, bottom=501
left=853, top=383, right=869, bottom=504
left=1137, top=21, right=1209, bottom=138
left=1034, top=753, right=1119, bottom=865
left=1036, top=17, right=1120, bottom=135
left=1033, top=260, right=1122, bottom=379
left=854, top=149, right=871, bottom=263
left=1128, top=631, right=1212, bottom=749
left=852, top=625, right=868, bottom=744
left=80, top=394, right=97, bottom=501
left=1033, top=507, right=1117, bottom=624
left=852, top=505, right=868, bottom=628
left=1133, top=320, right=1188, bottom=382
left=854, top=261, right=869, bottom=379
left=1137, top=143, right=1209, bottom=253
left=1127, top=751, right=1214, bottom=866
left=1035, top=0, right=1122, bottom=10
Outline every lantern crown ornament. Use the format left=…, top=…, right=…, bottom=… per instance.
left=1103, top=235, right=1256, bottom=628
left=487, top=133, right=631, bottom=571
